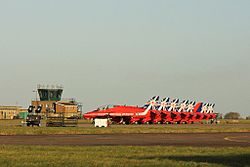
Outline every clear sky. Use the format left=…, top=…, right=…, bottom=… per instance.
left=0, top=0, right=249, bottom=116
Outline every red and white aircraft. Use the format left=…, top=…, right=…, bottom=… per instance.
left=83, top=96, right=216, bottom=124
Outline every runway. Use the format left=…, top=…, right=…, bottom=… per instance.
left=0, top=132, right=249, bottom=147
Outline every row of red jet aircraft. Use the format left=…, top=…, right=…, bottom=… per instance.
left=83, top=96, right=217, bottom=124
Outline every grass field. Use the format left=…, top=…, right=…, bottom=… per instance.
left=218, top=119, right=250, bottom=124
left=0, top=120, right=249, bottom=167
left=0, top=124, right=249, bottom=135
left=0, top=120, right=249, bottom=135
left=1, top=119, right=250, bottom=126
left=0, top=145, right=249, bottom=167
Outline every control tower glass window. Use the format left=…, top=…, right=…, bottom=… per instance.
left=38, top=89, right=63, bottom=101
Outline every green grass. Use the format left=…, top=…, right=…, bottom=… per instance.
left=1, top=119, right=250, bottom=126
left=0, top=119, right=249, bottom=135
left=219, top=119, right=250, bottom=124
left=0, top=119, right=22, bottom=126
left=0, top=123, right=249, bottom=135
left=0, top=145, right=249, bottom=167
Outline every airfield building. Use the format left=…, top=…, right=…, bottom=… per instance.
left=31, top=85, right=81, bottom=117
left=0, top=106, right=26, bottom=119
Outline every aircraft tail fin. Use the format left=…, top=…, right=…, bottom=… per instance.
left=138, top=96, right=159, bottom=115
left=194, top=102, right=203, bottom=113
left=143, top=96, right=159, bottom=108
left=158, top=97, right=170, bottom=111
left=207, top=103, right=215, bottom=113
left=200, top=103, right=209, bottom=113
left=167, top=98, right=179, bottom=112
left=186, top=101, right=196, bottom=112
left=178, top=100, right=189, bottom=112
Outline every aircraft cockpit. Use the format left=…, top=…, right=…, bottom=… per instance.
left=96, top=104, right=115, bottom=111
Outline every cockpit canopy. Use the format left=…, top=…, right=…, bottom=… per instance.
left=96, top=104, right=115, bottom=111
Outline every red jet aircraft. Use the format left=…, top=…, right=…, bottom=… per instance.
left=83, top=96, right=216, bottom=124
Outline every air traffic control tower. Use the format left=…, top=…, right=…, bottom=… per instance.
left=31, top=84, right=80, bottom=116
left=32, top=84, right=64, bottom=113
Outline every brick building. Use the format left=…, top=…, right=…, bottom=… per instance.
left=0, top=106, right=26, bottom=119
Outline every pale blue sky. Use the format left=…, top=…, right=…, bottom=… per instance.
left=0, top=0, right=249, bottom=116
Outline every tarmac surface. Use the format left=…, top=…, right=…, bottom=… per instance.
left=0, top=132, right=249, bottom=147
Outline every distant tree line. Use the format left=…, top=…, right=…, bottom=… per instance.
left=216, top=112, right=249, bottom=119
left=213, top=112, right=250, bottom=120
left=217, top=112, right=243, bottom=119
left=224, top=112, right=241, bottom=119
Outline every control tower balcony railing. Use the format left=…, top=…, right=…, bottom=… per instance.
left=32, top=98, right=77, bottom=103
left=37, top=84, right=63, bottom=89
